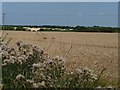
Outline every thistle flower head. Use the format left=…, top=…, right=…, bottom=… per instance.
left=91, top=74, right=98, bottom=81
left=33, top=83, right=39, bottom=88
left=37, top=81, right=45, bottom=87
left=26, top=79, right=34, bottom=87
left=16, top=74, right=25, bottom=81
left=17, top=60, right=23, bottom=65
left=33, top=63, right=44, bottom=69
left=75, top=68, right=83, bottom=75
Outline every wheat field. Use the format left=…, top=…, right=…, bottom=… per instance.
left=3, top=30, right=118, bottom=83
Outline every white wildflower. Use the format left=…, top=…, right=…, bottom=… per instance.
left=70, top=71, right=74, bottom=75
left=107, top=86, right=113, bottom=88
left=75, top=68, right=83, bottom=75
left=54, top=56, right=59, bottom=60
left=18, top=55, right=26, bottom=63
left=47, top=59, right=53, bottom=64
left=10, top=56, right=16, bottom=60
left=91, top=74, right=98, bottom=81
left=82, top=67, right=92, bottom=75
left=2, top=63, right=7, bottom=66
left=37, top=81, right=45, bottom=87
left=9, top=58, right=15, bottom=64
left=26, top=79, right=34, bottom=86
left=17, top=60, right=23, bottom=65
left=96, top=86, right=102, bottom=88
left=3, top=59, right=11, bottom=64
left=41, top=81, right=45, bottom=86
left=33, top=63, right=45, bottom=69
left=33, top=63, right=38, bottom=68
left=26, top=79, right=34, bottom=84
left=16, top=74, right=25, bottom=81
left=39, top=73, right=46, bottom=79
left=33, top=83, right=39, bottom=88
left=10, top=50, right=16, bottom=56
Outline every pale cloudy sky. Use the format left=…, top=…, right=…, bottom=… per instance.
left=2, top=2, right=118, bottom=27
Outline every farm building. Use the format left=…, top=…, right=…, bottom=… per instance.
left=23, top=27, right=40, bottom=32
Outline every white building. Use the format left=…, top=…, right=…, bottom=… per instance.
left=23, top=27, right=40, bottom=32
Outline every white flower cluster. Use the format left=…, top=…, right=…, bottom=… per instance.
left=2, top=40, right=44, bottom=66
left=75, top=67, right=98, bottom=82
left=2, top=40, right=47, bottom=88
left=31, top=55, right=66, bottom=87
left=2, top=40, right=113, bottom=88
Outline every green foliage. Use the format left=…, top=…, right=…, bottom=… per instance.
left=73, top=26, right=119, bottom=33
left=4, top=25, right=14, bottom=30
left=16, top=26, right=25, bottom=31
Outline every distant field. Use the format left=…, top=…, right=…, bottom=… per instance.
left=3, top=30, right=118, bottom=82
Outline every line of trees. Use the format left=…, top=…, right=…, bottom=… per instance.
left=0, top=25, right=25, bottom=31
left=0, top=25, right=119, bottom=33
left=72, top=26, right=119, bottom=33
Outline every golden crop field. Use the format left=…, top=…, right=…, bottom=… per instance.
left=3, top=30, right=118, bottom=83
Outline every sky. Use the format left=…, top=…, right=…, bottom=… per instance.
left=1, top=0, right=120, bottom=2
left=2, top=2, right=118, bottom=27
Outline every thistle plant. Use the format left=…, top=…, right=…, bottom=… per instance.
left=1, top=40, right=113, bottom=89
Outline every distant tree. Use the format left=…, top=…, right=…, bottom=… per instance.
left=16, top=26, right=25, bottom=31
left=4, top=25, right=14, bottom=30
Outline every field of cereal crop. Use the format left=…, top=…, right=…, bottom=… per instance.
left=3, top=30, right=118, bottom=83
